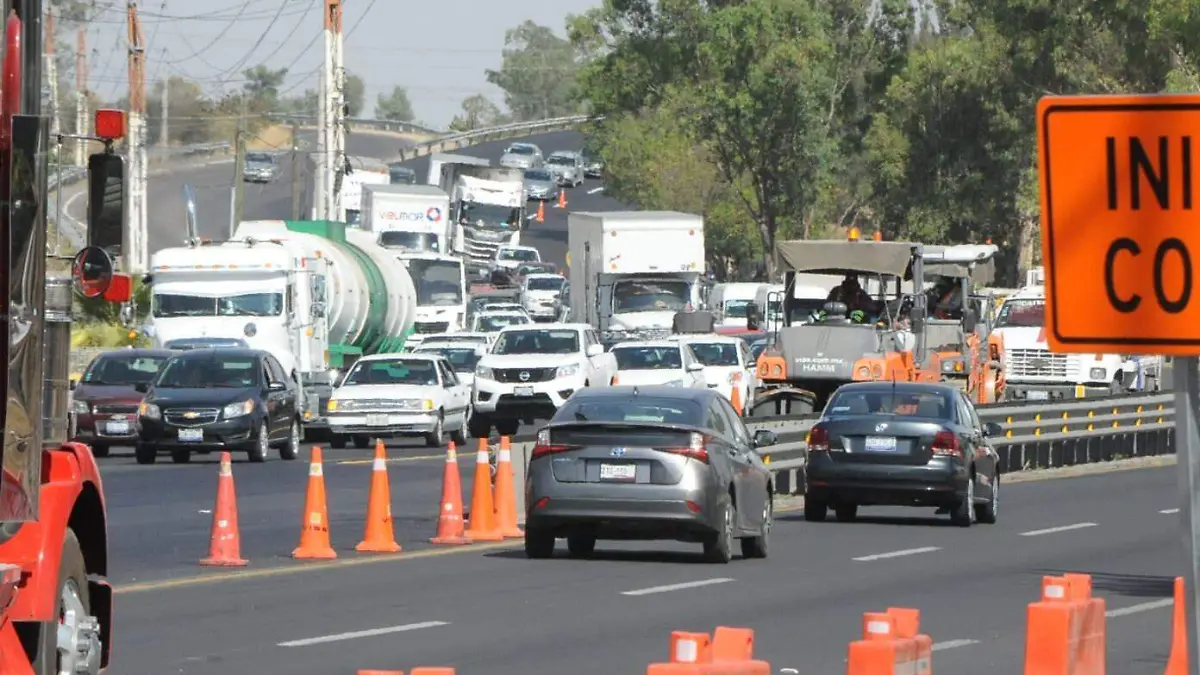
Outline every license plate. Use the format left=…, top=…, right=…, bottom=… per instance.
left=366, top=414, right=389, bottom=426
left=105, top=420, right=131, bottom=435
left=864, top=436, right=898, bottom=452
left=513, top=386, right=534, bottom=397
left=1027, top=390, right=1050, bottom=401
left=599, top=463, right=636, bottom=481
left=178, top=428, right=203, bottom=443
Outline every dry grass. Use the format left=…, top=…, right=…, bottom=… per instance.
left=249, top=124, right=295, bottom=151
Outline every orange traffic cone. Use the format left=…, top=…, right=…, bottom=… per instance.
left=536, top=201, right=545, bottom=223
left=464, top=438, right=503, bottom=541
left=430, top=441, right=471, bottom=545
left=730, top=385, right=743, bottom=416
left=292, top=446, right=337, bottom=559
left=557, top=189, right=567, bottom=208
left=493, top=436, right=523, bottom=538
left=356, top=440, right=402, bottom=553
left=1166, top=576, right=1188, bottom=675
left=200, top=451, right=248, bottom=566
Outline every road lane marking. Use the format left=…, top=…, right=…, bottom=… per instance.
left=337, top=453, right=447, bottom=465
left=621, top=578, right=734, bottom=596
left=587, top=186, right=604, bottom=194
left=1161, top=508, right=1180, bottom=514
left=852, top=546, right=940, bottom=562
left=1105, top=598, right=1174, bottom=618
left=278, top=621, right=448, bottom=647
left=931, top=639, right=979, bottom=651
left=1019, top=522, right=1097, bottom=537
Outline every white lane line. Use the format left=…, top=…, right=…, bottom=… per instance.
left=526, top=213, right=538, bottom=220
left=277, top=620, right=448, bottom=647
left=932, top=639, right=980, bottom=651
left=851, top=546, right=941, bottom=562
left=1106, top=598, right=1174, bottom=618
left=1019, top=522, right=1098, bottom=537
left=587, top=186, right=604, bottom=194
left=621, top=578, right=734, bottom=596
left=1161, top=508, right=1180, bottom=514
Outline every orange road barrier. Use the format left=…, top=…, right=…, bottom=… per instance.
left=357, top=671, right=402, bottom=675
left=199, top=451, right=248, bottom=566
left=558, top=189, right=568, bottom=208
left=430, top=441, right=471, bottom=545
left=730, top=385, right=743, bottom=416
left=292, top=447, right=337, bottom=559
left=356, top=440, right=402, bottom=553
left=649, top=627, right=770, bottom=675
left=1024, top=574, right=1106, bottom=675
left=670, top=631, right=712, bottom=663
left=1166, top=576, right=1187, bottom=675
left=886, top=608, right=931, bottom=675
left=846, top=611, right=918, bottom=675
left=493, top=436, right=524, bottom=538
left=536, top=201, right=545, bottom=223
left=410, top=669, right=456, bottom=675
left=464, top=438, right=503, bottom=541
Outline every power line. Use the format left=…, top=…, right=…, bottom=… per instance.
left=204, top=0, right=295, bottom=84
left=276, top=0, right=379, bottom=97
left=158, top=0, right=252, bottom=67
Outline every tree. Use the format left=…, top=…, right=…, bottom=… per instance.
left=242, top=64, right=288, bottom=112
left=486, top=21, right=582, bottom=121
left=375, top=86, right=414, bottom=122
left=147, top=76, right=216, bottom=145
left=448, top=94, right=502, bottom=131
left=344, top=72, right=366, bottom=117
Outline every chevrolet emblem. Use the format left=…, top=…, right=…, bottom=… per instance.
left=183, top=411, right=200, bottom=419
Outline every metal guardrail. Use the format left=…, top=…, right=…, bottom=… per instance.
left=270, top=114, right=442, bottom=136
left=389, top=115, right=595, bottom=163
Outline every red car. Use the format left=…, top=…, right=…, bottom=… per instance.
left=71, top=348, right=175, bottom=457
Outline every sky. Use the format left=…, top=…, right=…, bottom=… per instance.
left=77, top=0, right=601, bottom=129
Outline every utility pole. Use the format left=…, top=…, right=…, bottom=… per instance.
left=126, top=1, right=148, bottom=273
left=44, top=9, right=59, bottom=141
left=74, top=27, right=87, bottom=167
left=159, top=73, right=168, bottom=149
left=318, top=0, right=344, bottom=221
left=232, top=96, right=248, bottom=227
left=290, top=121, right=301, bottom=219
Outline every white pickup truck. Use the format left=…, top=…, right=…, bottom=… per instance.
left=470, top=323, right=618, bottom=437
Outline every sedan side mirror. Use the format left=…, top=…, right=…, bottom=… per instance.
left=687, top=362, right=705, bottom=372
left=982, top=422, right=1003, bottom=438
left=585, top=344, right=604, bottom=357
left=752, top=429, right=777, bottom=448
left=134, top=382, right=149, bottom=394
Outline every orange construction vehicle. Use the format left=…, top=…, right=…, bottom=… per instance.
left=921, top=244, right=1006, bottom=404
left=754, top=231, right=949, bottom=414
left=0, top=4, right=130, bottom=673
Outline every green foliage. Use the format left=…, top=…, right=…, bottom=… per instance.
left=71, top=323, right=150, bottom=349
left=485, top=21, right=584, bottom=121
left=75, top=278, right=151, bottom=325
left=448, top=94, right=504, bottom=132
left=376, top=86, right=415, bottom=122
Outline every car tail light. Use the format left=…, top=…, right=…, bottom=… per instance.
left=662, top=431, right=709, bottom=463
left=932, top=430, right=961, bottom=457
left=807, top=425, right=830, bottom=453
left=531, top=428, right=575, bottom=459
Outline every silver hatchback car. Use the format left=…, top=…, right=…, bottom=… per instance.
left=524, top=385, right=777, bottom=563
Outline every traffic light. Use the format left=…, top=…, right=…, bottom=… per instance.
left=87, top=153, right=125, bottom=253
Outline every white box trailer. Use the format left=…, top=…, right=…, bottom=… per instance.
left=362, top=183, right=453, bottom=254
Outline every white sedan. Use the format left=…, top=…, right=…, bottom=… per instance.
left=325, top=353, right=470, bottom=449
left=672, top=334, right=759, bottom=411
left=609, top=341, right=708, bottom=388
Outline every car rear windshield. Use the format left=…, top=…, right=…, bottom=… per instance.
left=825, top=389, right=953, bottom=420
left=344, top=359, right=439, bottom=386
left=507, top=145, right=534, bottom=155
left=493, top=329, right=579, bottom=355
left=526, top=277, right=563, bottom=291
left=553, top=397, right=702, bottom=425
left=246, top=153, right=274, bottom=164
left=547, top=155, right=573, bottom=165
left=156, top=355, right=258, bottom=388
left=84, top=354, right=168, bottom=385
left=613, top=346, right=683, bottom=371
left=686, top=342, right=740, bottom=366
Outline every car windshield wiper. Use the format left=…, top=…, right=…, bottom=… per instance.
left=574, top=411, right=588, bottom=421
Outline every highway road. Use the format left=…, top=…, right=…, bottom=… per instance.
left=112, top=464, right=1182, bottom=675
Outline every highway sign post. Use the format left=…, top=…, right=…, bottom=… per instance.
left=1037, top=94, right=1200, bottom=674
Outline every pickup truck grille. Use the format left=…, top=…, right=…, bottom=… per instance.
left=414, top=321, right=450, bottom=334
left=494, top=367, right=558, bottom=383
left=1006, top=349, right=1069, bottom=379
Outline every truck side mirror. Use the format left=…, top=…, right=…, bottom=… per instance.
left=910, top=305, right=926, bottom=333
left=962, top=307, right=978, bottom=334
left=87, top=153, right=126, bottom=252
left=746, top=302, right=761, bottom=331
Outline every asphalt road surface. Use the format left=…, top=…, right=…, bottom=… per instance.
left=113, top=464, right=1182, bottom=675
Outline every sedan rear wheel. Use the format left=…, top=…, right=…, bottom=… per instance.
left=702, top=497, right=735, bottom=563
left=740, top=497, right=771, bottom=559
left=248, top=422, right=269, bottom=463
left=951, top=475, right=976, bottom=527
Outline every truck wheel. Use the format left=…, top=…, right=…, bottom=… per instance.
left=32, top=528, right=102, bottom=675
left=170, top=449, right=191, bottom=464
left=352, top=435, right=371, bottom=450
left=329, top=435, right=347, bottom=450
left=468, top=414, right=492, bottom=439
left=134, top=443, right=157, bottom=465
left=495, top=419, right=520, bottom=437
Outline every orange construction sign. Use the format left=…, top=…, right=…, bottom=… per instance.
left=1037, top=94, right=1200, bottom=354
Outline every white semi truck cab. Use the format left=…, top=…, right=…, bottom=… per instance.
left=396, top=251, right=468, bottom=346
left=455, top=168, right=525, bottom=279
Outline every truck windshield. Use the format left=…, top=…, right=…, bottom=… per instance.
left=389, top=166, right=416, bottom=184
left=493, top=329, right=579, bottom=355
left=613, top=280, right=689, bottom=313
left=380, top=231, right=441, bottom=252
left=407, top=258, right=464, bottom=306
left=416, top=347, right=481, bottom=372
left=459, top=201, right=519, bottom=228
left=246, top=153, right=273, bottom=164
left=153, top=292, right=284, bottom=317
left=723, top=299, right=751, bottom=318
left=498, top=248, right=538, bottom=262
left=996, top=298, right=1044, bottom=328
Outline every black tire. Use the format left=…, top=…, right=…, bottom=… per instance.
left=702, top=496, right=735, bottom=563
left=170, top=448, right=191, bottom=464
left=524, top=528, right=555, bottom=559
left=89, top=444, right=110, bottom=459
left=329, top=435, right=347, bottom=450
left=248, top=422, right=269, bottom=463
left=566, top=532, right=596, bottom=558
left=31, top=528, right=94, bottom=675
left=803, top=497, right=827, bottom=522
left=951, top=476, right=976, bottom=527
left=352, top=434, right=371, bottom=450
left=740, top=496, right=772, bottom=559
left=976, top=473, right=999, bottom=524
left=495, top=418, right=520, bottom=437
left=450, top=414, right=468, bottom=445
left=134, top=443, right=157, bottom=465
left=425, top=413, right=446, bottom=448
left=834, top=504, right=859, bottom=522
left=280, top=419, right=300, bottom=460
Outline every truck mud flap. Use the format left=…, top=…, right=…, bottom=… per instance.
left=748, top=387, right=817, bottom=418
left=88, top=575, right=112, bottom=668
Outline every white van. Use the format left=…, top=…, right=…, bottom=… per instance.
left=709, top=282, right=764, bottom=328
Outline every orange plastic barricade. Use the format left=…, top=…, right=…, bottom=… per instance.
left=357, top=671, right=402, bottom=675
left=649, top=627, right=770, bottom=675
left=1166, top=576, right=1187, bottom=675
left=410, top=669, right=456, bottom=675
left=670, top=631, right=712, bottom=663
left=887, top=607, right=932, bottom=675
left=1064, top=573, right=1106, bottom=675
left=1024, top=574, right=1106, bottom=675
left=846, top=611, right=918, bottom=675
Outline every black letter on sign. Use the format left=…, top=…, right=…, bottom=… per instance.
left=1153, top=238, right=1192, bottom=314
left=1106, top=137, right=1118, bottom=210
left=1105, top=238, right=1141, bottom=313
left=1130, top=137, right=1170, bottom=210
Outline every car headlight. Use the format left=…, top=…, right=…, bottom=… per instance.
left=222, top=399, right=255, bottom=419
left=476, top=365, right=495, bottom=379
left=556, top=363, right=580, bottom=378
left=71, top=399, right=89, bottom=415
left=327, top=398, right=340, bottom=412
left=139, top=402, right=161, bottom=419
left=1089, top=367, right=1107, bottom=380
left=394, top=399, right=436, bottom=411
